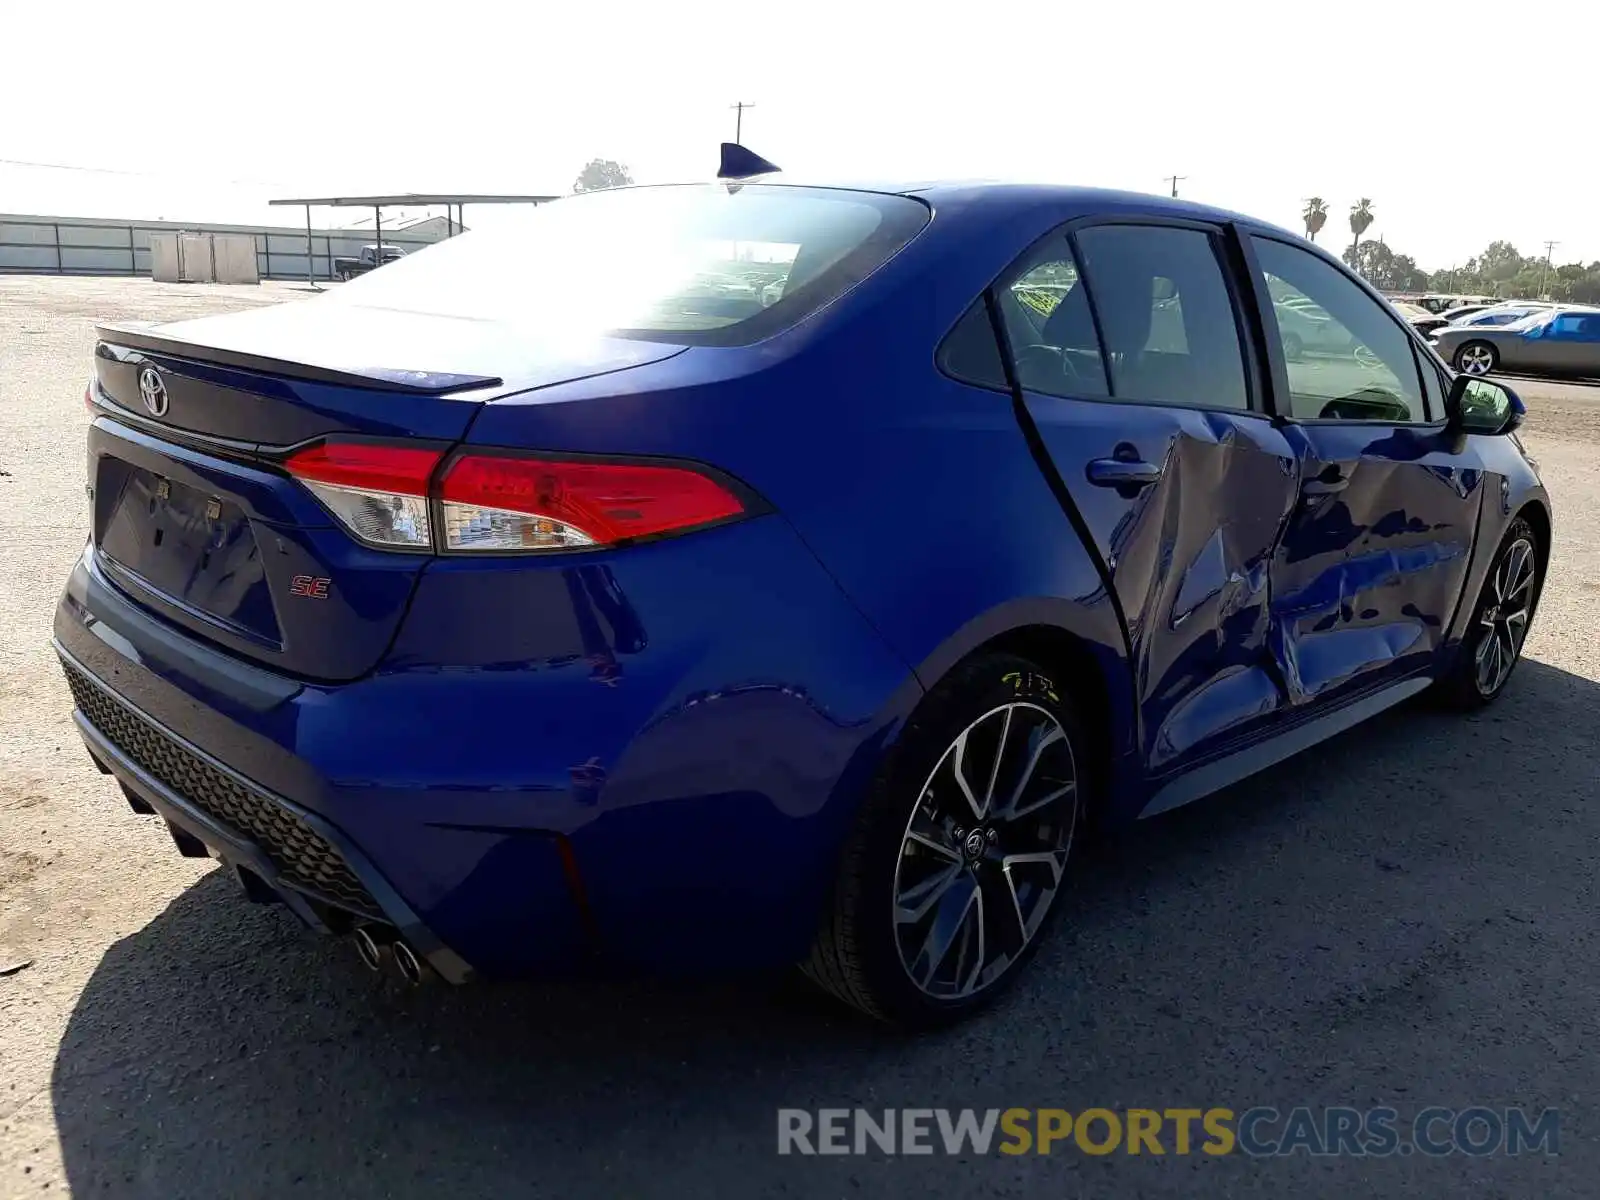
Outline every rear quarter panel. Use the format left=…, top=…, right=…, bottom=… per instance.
left=468, top=190, right=1142, bottom=803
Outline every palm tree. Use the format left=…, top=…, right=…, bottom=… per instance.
left=1349, top=198, right=1375, bottom=259
left=1302, top=198, right=1328, bottom=243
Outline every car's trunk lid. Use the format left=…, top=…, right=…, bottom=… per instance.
left=89, top=299, right=686, bottom=681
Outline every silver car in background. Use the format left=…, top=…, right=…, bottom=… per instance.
left=1433, top=307, right=1600, bottom=378
left=1448, top=302, right=1556, bottom=330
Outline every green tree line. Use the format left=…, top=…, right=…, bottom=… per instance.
left=1348, top=238, right=1600, bottom=304
left=1302, top=197, right=1599, bottom=302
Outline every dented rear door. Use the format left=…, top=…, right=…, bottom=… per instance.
left=997, top=220, right=1301, bottom=778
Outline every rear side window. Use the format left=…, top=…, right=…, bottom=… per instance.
left=1074, top=225, right=1251, bottom=411
left=332, top=184, right=929, bottom=347
left=939, top=300, right=1009, bottom=391
left=992, top=245, right=1111, bottom=398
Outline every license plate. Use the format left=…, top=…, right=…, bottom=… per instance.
left=97, top=463, right=279, bottom=644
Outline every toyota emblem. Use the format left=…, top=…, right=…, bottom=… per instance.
left=137, top=367, right=169, bottom=417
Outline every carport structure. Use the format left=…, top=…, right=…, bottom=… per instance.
left=267, top=192, right=559, bottom=285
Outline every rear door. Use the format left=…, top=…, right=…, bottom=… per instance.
left=1245, top=234, right=1483, bottom=704
left=990, top=220, right=1300, bottom=777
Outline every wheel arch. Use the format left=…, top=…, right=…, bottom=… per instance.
left=906, top=604, right=1136, bottom=821
left=1514, top=496, right=1553, bottom=612
left=976, top=625, right=1118, bottom=817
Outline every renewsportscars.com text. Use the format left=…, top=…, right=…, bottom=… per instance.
left=777, top=1106, right=1559, bottom=1158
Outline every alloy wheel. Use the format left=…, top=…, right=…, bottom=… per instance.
left=1475, top=537, right=1536, bottom=695
left=1459, top=344, right=1495, bottom=376
left=891, top=702, right=1077, bottom=1001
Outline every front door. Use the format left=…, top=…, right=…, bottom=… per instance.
left=1539, top=311, right=1600, bottom=373
left=992, top=221, right=1300, bottom=776
left=1247, top=234, right=1483, bottom=705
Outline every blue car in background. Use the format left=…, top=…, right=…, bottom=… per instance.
left=56, top=153, right=1551, bottom=1026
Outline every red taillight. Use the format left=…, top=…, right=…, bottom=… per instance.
left=285, top=443, right=442, bottom=495
left=283, top=440, right=746, bottom=554
left=438, top=454, right=746, bottom=552
left=285, top=443, right=442, bottom=551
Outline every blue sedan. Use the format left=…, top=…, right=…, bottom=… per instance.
left=57, top=149, right=1550, bottom=1026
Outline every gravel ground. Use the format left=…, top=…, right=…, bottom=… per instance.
left=2, top=277, right=1598, bottom=1198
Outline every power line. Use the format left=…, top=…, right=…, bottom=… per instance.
left=0, top=157, right=152, bottom=178
left=730, top=101, right=755, bottom=145
left=1164, top=174, right=1187, bottom=198
left=0, top=156, right=291, bottom=189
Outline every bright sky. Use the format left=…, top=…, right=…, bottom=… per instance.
left=5, top=0, right=1597, bottom=269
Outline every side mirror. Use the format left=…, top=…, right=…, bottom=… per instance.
left=1447, top=375, right=1524, bottom=435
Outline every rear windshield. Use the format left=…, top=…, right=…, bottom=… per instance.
left=334, top=184, right=929, bottom=346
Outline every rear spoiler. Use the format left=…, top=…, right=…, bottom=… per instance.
left=95, top=322, right=502, bottom=396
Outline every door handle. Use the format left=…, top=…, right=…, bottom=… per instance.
left=1086, top=457, right=1163, bottom=489
left=1301, top=466, right=1349, bottom=496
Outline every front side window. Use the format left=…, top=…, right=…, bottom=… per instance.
left=331, top=184, right=929, bottom=346
left=1252, top=237, right=1427, bottom=423
left=1074, top=225, right=1251, bottom=411
left=1476, top=310, right=1529, bottom=327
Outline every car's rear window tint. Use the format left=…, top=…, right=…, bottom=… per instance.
left=334, top=184, right=929, bottom=347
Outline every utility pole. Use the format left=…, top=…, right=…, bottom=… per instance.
left=730, top=101, right=755, bottom=145
left=1164, top=174, right=1187, bottom=198
left=1540, top=240, right=1559, bottom=300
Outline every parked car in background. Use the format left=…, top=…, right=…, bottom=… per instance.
left=1448, top=303, right=1555, bottom=329
left=1273, top=297, right=1353, bottom=358
left=333, top=244, right=407, bottom=281
left=1405, top=293, right=1497, bottom=315
left=1434, top=306, right=1600, bottom=377
left=1391, top=300, right=1451, bottom=337
left=61, top=172, right=1550, bottom=1027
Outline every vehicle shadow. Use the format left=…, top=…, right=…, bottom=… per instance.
left=52, top=657, right=1600, bottom=1198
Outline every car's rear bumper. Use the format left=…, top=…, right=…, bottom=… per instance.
left=53, top=516, right=918, bottom=979
left=59, top=642, right=476, bottom=982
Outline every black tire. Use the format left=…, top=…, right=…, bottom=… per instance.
left=1282, top=332, right=1305, bottom=362
left=802, top=654, right=1087, bottom=1028
left=1434, top=516, right=1541, bottom=709
left=1454, top=340, right=1499, bottom=376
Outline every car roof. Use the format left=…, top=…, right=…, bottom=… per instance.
left=638, top=174, right=1303, bottom=240
left=814, top=176, right=1283, bottom=225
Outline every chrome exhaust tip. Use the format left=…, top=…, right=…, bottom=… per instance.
left=352, top=927, right=386, bottom=973
left=392, top=939, right=425, bottom=987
